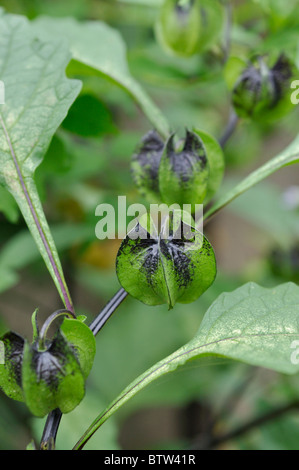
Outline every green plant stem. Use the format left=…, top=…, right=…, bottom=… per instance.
left=39, top=288, right=128, bottom=450
left=38, top=309, right=76, bottom=350
left=218, top=109, right=239, bottom=148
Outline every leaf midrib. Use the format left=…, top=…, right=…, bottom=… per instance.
left=0, top=112, right=73, bottom=312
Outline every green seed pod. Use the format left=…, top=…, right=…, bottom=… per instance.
left=0, top=332, right=24, bottom=401
left=116, top=210, right=216, bottom=309
left=131, top=129, right=224, bottom=206
left=22, top=330, right=86, bottom=417
left=158, top=130, right=209, bottom=206
left=131, top=130, right=164, bottom=203
left=155, top=0, right=223, bottom=58
left=232, top=54, right=294, bottom=120
left=156, top=0, right=202, bottom=57
left=0, top=310, right=96, bottom=417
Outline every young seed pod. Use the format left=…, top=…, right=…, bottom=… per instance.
left=155, top=0, right=223, bottom=58
left=0, top=332, right=24, bottom=401
left=131, top=130, right=164, bottom=203
left=158, top=130, right=209, bottom=206
left=22, top=313, right=96, bottom=417
left=22, top=330, right=86, bottom=417
left=0, top=311, right=96, bottom=417
left=116, top=210, right=216, bottom=310
left=155, top=0, right=203, bottom=57
left=232, top=54, right=294, bottom=120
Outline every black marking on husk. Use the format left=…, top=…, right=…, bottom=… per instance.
left=175, top=0, right=195, bottom=16
left=141, top=244, right=160, bottom=287
left=166, top=131, right=207, bottom=183
left=31, top=332, right=71, bottom=390
left=2, top=332, right=24, bottom=387
left=270, top=54, right=293, bottom=105
left=162, top=237, right=193, bottom=289
left=234, top=65, right=264, bottom=115
left=132, top=130, right=164, bottom=192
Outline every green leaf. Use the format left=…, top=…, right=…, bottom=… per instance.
left=73, top=282, right=299, bottom=449
left=61, top=94, right=117, bottom=137
left=116, top=210, right=216, bottom=309
left=60, top=316, right=96, bottom=379
left=204, top=133, right=299, bottom=222
left=32, top=16, right=170, bottom=139
left=0, top=10, right=81, bottom=310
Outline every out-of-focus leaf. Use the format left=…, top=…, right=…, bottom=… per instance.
left=32, top=16, right=170, bottom=138
left=62, top=94, right=117, bottom=137
left=204, top=132, right=299, bottom=222
left=226, top=180, right=299, bottom=248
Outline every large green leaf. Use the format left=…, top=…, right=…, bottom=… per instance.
left=32, top=16, right=170, bottom=139
left=74, top=282, right=299, bottom=449
left=0, top=10, right=81, bottom=309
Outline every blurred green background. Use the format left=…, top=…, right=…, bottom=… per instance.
left=1, top=0, right=299, bottom=450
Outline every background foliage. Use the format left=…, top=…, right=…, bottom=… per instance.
left=0, top=0, right=299, bottom=450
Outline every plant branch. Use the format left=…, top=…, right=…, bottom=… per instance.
left=39, top=287, right=128, bottom=450
left=39, top=408, right=63, bottom=450
left=89, top=288, right=128, bottom=335
left=192, top=400, right=299, bottom=450
left=218, top=109, right=239, bottom=148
